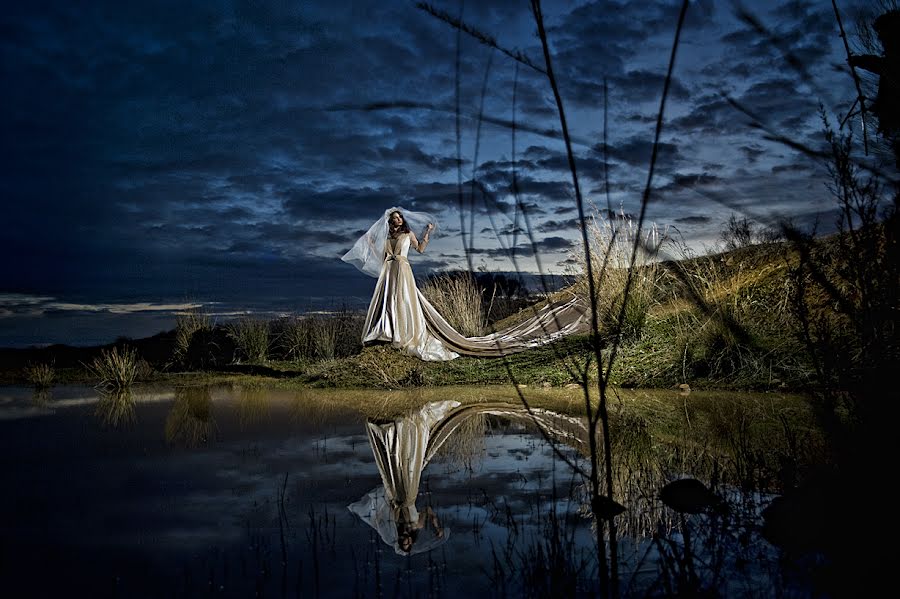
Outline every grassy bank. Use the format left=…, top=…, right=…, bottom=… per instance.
left=0, top=228, right=881, bottom=394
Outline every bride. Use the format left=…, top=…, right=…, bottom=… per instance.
left=341, top=206, right=589, bottom=362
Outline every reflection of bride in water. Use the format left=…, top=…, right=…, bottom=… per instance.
left=349, top=400, right=588, bottom=555
left=341, top=207, right=590, bottom=362
left=349, top=400, right=457, bottom=555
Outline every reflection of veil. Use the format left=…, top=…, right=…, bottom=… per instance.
left=348, top=400, right=588, bottom=556
left=348, top=400, right=457, bottom=556
left=340, top=206, right=439, bottom=278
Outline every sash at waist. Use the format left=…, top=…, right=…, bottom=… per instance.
left=385, top=255, right=409, bottom=263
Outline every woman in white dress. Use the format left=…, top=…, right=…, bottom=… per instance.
left=341, top=206, right=590, bottom=362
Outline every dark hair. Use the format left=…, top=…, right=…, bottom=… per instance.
left=389, top=210, right=411, bottom=235
left=396, top=522, right=419, bottom=554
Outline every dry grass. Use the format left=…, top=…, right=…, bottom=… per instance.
left=421, top=272, right=486, bottom=337
left=173, top=309, right=212, bottom=364
left=227, top=318, right=270, bottom=364
left=85, top=346, right=141, bottom=389
left=275, top=310, right=364, bottom=363
left=658, top=241, right=804, bottom=385
left=572, top=208, right=666, bottom=341
left=24, top=362, right=55, bottom=388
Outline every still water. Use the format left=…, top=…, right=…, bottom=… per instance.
left=0, top=384, right=806, bottom=597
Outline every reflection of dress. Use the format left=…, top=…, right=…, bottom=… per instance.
left=362, top=233, right=590, bottom=362
left=348, top=400, right=589, bottom=555
left=348, top=400, right=459, bottom=555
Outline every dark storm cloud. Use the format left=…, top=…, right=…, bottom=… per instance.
left=657, top=172, right=721, bottom=192
left=282, top=186, right=402, bottom=223
left=477, top=159, right=540, bottom=176
left=608, top=70, right=692, bottom=102
left=674, top=215, right=712, bottom=225
left=515, top=146, right=616, bottom=180
left=771, top=161, right=815, bottom=174
left=739, top=78, right=821, bottom=129
left=538, top=0, right=716, bottom=108
left=668, top=94, right=736, bottom=135
left=536, top=218, right=581, bottom=233
left=507, top=177, right=574, bottom=206
left=591, top=137, right=684, bottom=169
left=0, top=0, right=872, bottom=346
left=740, top=144, right=767, bottom=164
left=376, top=140, right=462, bottom=171
left=469, top=235, right=576, bottom=259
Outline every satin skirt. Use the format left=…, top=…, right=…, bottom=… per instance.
left=362, top=256, right=590, bottom=362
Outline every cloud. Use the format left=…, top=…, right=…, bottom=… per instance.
left=536, top=218, right=581, bottom=233
left=673, top=215, right=712, bottom=225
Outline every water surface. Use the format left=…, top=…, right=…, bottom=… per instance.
left=0, top=384, right=805, bottom=597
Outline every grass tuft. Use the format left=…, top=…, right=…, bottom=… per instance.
left=24, top=362, right=55, bottom=388
left=86, top=346, right=140, bottom=389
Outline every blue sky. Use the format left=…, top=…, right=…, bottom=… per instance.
left=0, top=0, right=882, bottom=346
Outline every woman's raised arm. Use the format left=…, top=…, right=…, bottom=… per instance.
left=410, top=223, right=434, bottom=253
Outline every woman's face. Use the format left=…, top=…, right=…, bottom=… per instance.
left=390, top=212, right=404, bottom=227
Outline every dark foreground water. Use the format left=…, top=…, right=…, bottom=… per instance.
left=0, top=384, right=813, bottom=598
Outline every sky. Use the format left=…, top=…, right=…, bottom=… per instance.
left=0, top=0, right=882, bottom=347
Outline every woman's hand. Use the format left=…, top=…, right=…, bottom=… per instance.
left=414, top=224, right=433, bottom=253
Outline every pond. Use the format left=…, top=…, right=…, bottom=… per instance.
left=0, top=384, right=825, bottom=597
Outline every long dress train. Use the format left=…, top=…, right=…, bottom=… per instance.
left=361, top=232, right=590, bottom=362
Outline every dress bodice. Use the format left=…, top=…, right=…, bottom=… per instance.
left=386, top=233, right=412, bottom=258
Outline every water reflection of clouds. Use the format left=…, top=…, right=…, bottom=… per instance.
left=0, top=389, right=596, bottom=594
left=0, top=386, right=177, bottom=420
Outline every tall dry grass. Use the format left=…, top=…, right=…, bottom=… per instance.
left=659, top=240, right=801, bottom=385
left=421, top=272, right=486, bottom=337
left=226, top=318, right=270, bottom=364
left=572, top=209, right=666, bottom=341
left=86, top=346, right=142, bottom=389
left=275, top=309, right=364, bottom=362
left=278, top=316, right=312, bottom=362
left=173, top=308, right=212, bottom=364
left=24, top=362, right=55, bottom=388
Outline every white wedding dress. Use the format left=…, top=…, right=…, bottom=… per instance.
left=361, top=232, right=590, bottom=362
